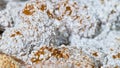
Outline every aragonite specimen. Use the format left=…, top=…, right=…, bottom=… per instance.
left=0, top=0, right=120, bottom=67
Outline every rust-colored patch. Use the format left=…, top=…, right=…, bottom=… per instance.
left=31, top=58, right=40, bottom=63
left=40, top=4, right=47, bottom=11
left=47, top=10, right=53, bottom=18
left=118, top=53, right=120, bottom=58
left=10, top=34, right=16, bottom=37
left=80, top=19, right=83, bottom=24
left=73, top=15, right=80, bottom=21
left=57, top=17, right=62, bottom=21
left=10, top=31, right=22, bottom=37
left=23, top=4, right=35, bottom=15
left=31, top=46, right=69, bottom=63
left=65, top=6, right=72, bottom=15
left=16, top=31, right=22, bottom=35
left=112, top=55, right=117, bottom=59
left=112, top=53, right=120, bottom=59
left=92, top=52, right=98, bottom=57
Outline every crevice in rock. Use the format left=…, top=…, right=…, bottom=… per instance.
left=10, top=17, right=15, bottom=27
left=114, top=14, right=120, bottom=30
left=0, top=25, right=5, bottom=35
left=50, top=26, right=70, bottom=46
left=87, top=18, right=103, bottom=39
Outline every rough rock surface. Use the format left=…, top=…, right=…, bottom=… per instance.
left=0, top=0, right=120, bottom=68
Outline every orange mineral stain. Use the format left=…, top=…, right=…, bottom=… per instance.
left=23, top=4, right=35, bottom=15
left=40, top=4, right=47, bottom=11
left=65, top=6, right=72, bottom=15
left=47, top=10, right=53, bottom=18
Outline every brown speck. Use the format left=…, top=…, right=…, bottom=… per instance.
left=110, top=48, right=114, bottom=51
left=20, top=53, right=26, bottom=56
left=117, top=53, right=120, bottom=58
left=31, top=58, right=40, bottom=63
left=47, top=10, right=53, bottom=18
left=40, top=4, right=47, bottom=11
left=65, top=6, right=72, bottom=15
left=74, top=2, right=77, bottom=5
left=10, top=34, right=15, bottom=37
left=81, top=28, right=85, bottom=32
left=92, top=52, right=98, bottom=57
left=84, top=5, right=88, bottom=9
left=16, top=31, right=22, bottom=35
left=36, top=1, right=40, bottom=4
left=23, top=4, right=35, bottom=15
left=113, top=53, right=120, bottom=59
left=10, top=31, right=22, bottom=37
left=111, top=10, right=116, bottom=14
left=57, top=17, right=62, bottom=21
left=73, top=15, right=80, bottom=21
left=64, top=3, right=67, bottom=7
left=72, top=2, right=77, bottom=7
left=46, top=56, right=50, bottom=60
left=112, top=55, right=116, bottom=59
left=87, top=16, right=90, bottom=19
left=80, top=19, right=83, bottom=24
left=75, top=62, right=81, bottom=66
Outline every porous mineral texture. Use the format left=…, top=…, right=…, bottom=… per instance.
left=0, top=0, right=120, bottom=68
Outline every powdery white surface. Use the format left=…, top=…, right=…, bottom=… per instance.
left=0, top=0, right=120, bottom=67
left=73, top=31, right=120, bottom=67
left=0, top=2, right=25, bottom=28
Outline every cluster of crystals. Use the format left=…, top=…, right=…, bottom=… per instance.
left=0, top=0, right=120, bottom=67
left=21, top=0, right=100, bottom=38
left=30, top=45, right=96, bottom=68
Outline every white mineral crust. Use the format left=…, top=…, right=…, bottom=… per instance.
left=0, top=0, right=120, bottom=67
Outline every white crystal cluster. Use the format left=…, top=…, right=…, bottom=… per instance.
left=0, top=0, right=120, bottom=67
